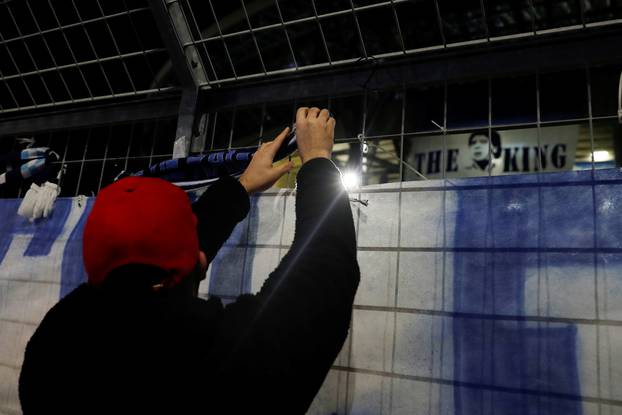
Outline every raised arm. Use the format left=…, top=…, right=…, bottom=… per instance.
left=214, top=108, right=360, bottom=413
left=191, top=176, right=250, bottom=264
left=192, top=129, right=294, bottom=263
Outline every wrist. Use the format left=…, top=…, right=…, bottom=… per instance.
left=301, top=150, right=331, bottom=164
left=238, top=175, right=254, bottom=194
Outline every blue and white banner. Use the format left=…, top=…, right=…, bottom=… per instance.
left=0, top=197, right=93, bottom=414
left=2, top=168, right=622, bottom=415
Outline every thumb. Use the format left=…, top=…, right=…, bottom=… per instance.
left=274, top=161, right=293, bottom=178
left=280, top=161, right=293, bottom=174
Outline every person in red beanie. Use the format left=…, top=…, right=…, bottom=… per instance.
left=19, top=107, right=360, bottom=414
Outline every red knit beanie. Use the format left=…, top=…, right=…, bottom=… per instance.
left=83, top=177, right=199, bottom=287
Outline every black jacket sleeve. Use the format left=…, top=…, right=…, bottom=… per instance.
left=192, top=175, right=250, bottom=263
left=213, top=158, right=360, bottom=413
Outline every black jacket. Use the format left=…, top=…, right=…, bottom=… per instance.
left=19, top=158, right=360, bottom=414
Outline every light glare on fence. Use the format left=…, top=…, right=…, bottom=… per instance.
left=342, top=171, right=361, bottom=191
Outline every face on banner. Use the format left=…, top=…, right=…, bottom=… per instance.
left=405, top=125, right=580, bottom=180
left=469, top=134, right=494, bottom=162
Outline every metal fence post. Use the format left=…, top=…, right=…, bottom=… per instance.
left=148, top=0, right=209, bottom=158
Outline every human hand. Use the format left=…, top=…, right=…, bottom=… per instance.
left=295, top=107, right=335, bottom=164
left=239, top=127, right=294, bottom=194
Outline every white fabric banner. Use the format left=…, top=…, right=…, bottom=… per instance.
left=2, top=165, right=621, bottom=415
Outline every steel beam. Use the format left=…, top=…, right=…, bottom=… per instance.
left=149, top=0, right=209, bottom=156
left=0, top=96, right=180, bottom=136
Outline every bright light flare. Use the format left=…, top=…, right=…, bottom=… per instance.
left=593, top=150, right=613, bottom=163
left=342, top=170, right=361, bottom=191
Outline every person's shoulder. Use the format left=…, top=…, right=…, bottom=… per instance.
left=30, top=284, right=98, bottom=336
left=44, top=283, right=97, bottom=317
left=23, top=283, right=98, bottom=365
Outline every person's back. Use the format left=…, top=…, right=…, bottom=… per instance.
left=20, top=270, right=225, bottom=413
left=19, top=108, right=360, bottom=414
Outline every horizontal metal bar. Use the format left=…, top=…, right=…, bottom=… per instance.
left=587, top=18, right=622, bottom=27
left=0, top=7, right=151, bottom=47
left=326, top=115, right=615, bottom=139
left=200, top=50, right=433, bottom=86
left=0, top=87, right=178, bottom=117
left=535, top=24, right=585, bottom=35
left=0, top=95, right=179, bottom=135
left=0, top=48, right=166, bottom=82
left=331, top=365, right=622, bottom=408
left=0, top=317, right=39, bottom=327
left=201, top=29, right=622, bottom=111
left=354, top=301, right=622, bottom=327
left=182, top=0, right=409, bottom=47
left=49, top=154, right=174, bottom=165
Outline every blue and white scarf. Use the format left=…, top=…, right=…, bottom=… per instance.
left=0, top=148, right=58, bottom=187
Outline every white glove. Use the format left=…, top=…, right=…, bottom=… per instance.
left=17, top=183, right=40, bottom=220
left=18, top=182, right=60, bottom=222
left=33, top=182, right=60, bottom=220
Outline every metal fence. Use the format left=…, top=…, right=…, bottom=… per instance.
left=1, top=64, right=621, bottom=196
left=1, top=0, right=622, bottom=198
left=0, top=0, right=178, bottom=114
left=175, top=0, right=622, bottom=85
left=0, top=117, right=177, bottom=198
